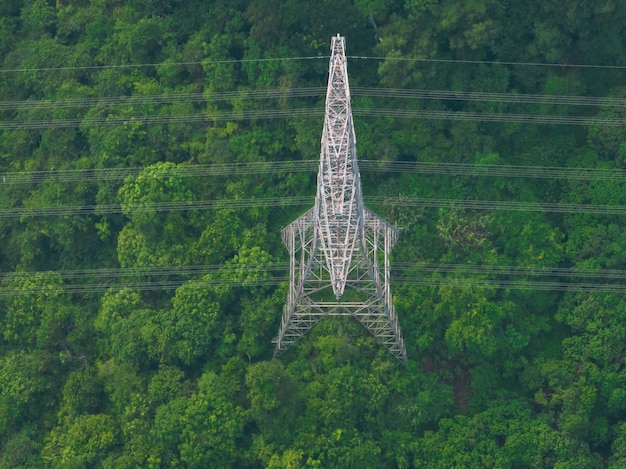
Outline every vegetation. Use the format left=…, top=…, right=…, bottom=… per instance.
left=1, top=0, right=626, bottom=467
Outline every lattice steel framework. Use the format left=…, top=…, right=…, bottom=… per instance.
left=273, top=35, right=407, bottom=362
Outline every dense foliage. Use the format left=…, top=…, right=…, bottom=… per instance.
left=2, top=0, right=626, bottom=467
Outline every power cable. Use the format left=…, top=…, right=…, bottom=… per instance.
left=4, top=262, right=625, bottom=282
left=0, top=161, right=317, bottom=185
left=2, top=275, right=626, bottom=296
left=396, top=278, right=626, bottom=293
left=352, top=88, right=626, bottom=107
left=0, top=263, right=289, bottom=281
left=361, top=161, right=626, bottom=181
left=2, top=106, right=624, bottom=131
left=358, top=108, right=626, bottom=126
left=0, top=196, right=312, bottom=218
left=4, top=87, right=625, bottom=112
left=0, top=87, right=327, bottom=111
left=376, top=197, right=626, bottom=215
left=3, top=195, right=626, bottom=219
left=2, top=54, right=625, bottom=74
left=0, top=108, right=319, bottom=130
left=2, top=160, right=625, bottom=186
left=349, top=56, right=626, bottom=70
left=0, top=56, right=328, bottom=74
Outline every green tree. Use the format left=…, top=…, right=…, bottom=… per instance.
left=246, top=360, right=302, bottom=446
left=0, top=351, right=49, bottom=443
left=43, top=414, right=119, bottom=468
left=59, top=366, right=106, bottom=418
left=178, top=371, right=245, bottom=469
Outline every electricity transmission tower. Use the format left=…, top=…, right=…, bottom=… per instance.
left=273, top=35, right=407, bottom=362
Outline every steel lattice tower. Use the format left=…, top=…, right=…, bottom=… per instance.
left=273, top=35, right=407, bottom=362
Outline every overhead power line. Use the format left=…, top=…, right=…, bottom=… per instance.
left=2, top=196, right=626, bottom=219
left=361, top=160, right=626, bottom=181
left=397, top=278, right=626, bottom=293
left=0, top=56, right=328, bottom=74
left=3, top=87, right=625, bottom=112
left=0, top=161, right=317, bottom=184
left=384, top=197, right=626, bottom=214
left=3, top=86, right=626, bottom=131
left=2, top=160, right=626, bottom=186
left=2, top=274, right=626, bottom=296
left=2, top=54, right=626, bottom=74
left=0, top=108, right=319, bottom=130
left=0, top=87, right=327, bottom=112
left=0, top=161, right=316, bottom=184
left=2, top=106, right=625, bottom=131
left=0, top=263, right=288, bottom=281
left=349, top=56, right=626, bottom=70
left=353, top=88, right=626, bottom=107
left=4, top=262, right=626, bottom=282
left=359, top=108, right=626, bottom=126
left=0, top=196, right=312, bottom=218
left=403, top=263, right=626, bottom=280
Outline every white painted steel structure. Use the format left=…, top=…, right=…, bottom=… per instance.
left=273, top=35, right=407, bottom=362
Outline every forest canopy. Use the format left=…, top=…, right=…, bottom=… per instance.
left=2, top=0, right=626, bottom=467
